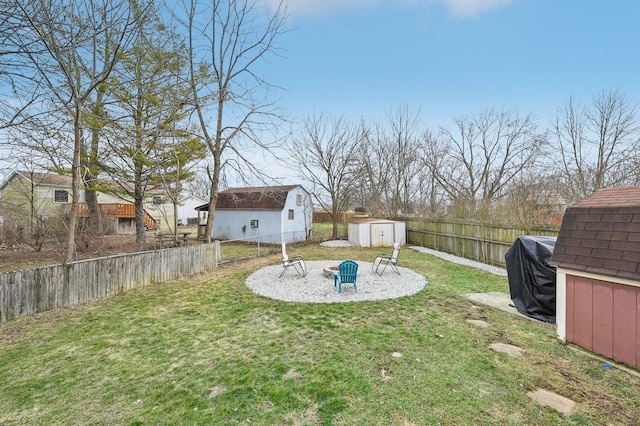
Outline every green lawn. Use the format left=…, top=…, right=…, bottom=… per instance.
left=1, top=245, right=638, bottom=425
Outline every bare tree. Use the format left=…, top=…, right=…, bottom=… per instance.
left=423, top=108, right=543, bottom=216
left=501, top=164, right=565, bottom=230
left=551, top=89, right=639, bottom=202
left=354, top=106, right=424, bottom=216
left=0, top=3, right=43, bottom=132
left=173, top=0, right=289, bottom=239
left=352, top=119, right=391, bottom=216
left=289, top=113, right=363, bottom=239
left=6, top=0, right=144, bottom=261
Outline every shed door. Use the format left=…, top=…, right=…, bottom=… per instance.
left=370, top=223, right=394, bottom=247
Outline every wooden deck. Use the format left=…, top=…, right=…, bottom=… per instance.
left=75, top=203, right=159, bottom=231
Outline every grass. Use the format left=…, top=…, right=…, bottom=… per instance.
left=1, top=245, right=639, bottom=425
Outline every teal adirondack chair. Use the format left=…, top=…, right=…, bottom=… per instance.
left=334, top=260, right=359, bottom=293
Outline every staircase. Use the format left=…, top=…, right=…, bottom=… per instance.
left=142, top=209, right=159, bottom=231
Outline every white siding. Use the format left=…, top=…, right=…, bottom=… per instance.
left=213, top=210, right=282, bottom=243
left=348, top=220, right=406, bottom=247
left=210, top=185, right=312, bottom=244
left=178, top=195, right=208, bottom=225
left=281, top=187, right=312, bottom=243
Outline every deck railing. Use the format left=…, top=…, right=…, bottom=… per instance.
left=74, top=203, right=159, bottom=231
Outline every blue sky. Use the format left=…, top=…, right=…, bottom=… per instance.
left=262, top=0, right=640, bottom=127
left=3, top=0, right=638, bottom=184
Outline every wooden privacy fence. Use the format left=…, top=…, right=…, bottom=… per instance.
left=313, top=211, right=358, bottom=223
left=0, top=242, right=218, bottom=323
left=406, top=220, right=560, bottom=267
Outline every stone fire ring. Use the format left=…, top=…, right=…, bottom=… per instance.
left=323, top=265, right=339, bottom=278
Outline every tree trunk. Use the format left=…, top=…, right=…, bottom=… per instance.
left=66, top=108, right=82, bottom=263
left=85, top=89, right=106, bottom=235
left=134, top=171, right=146, bottom=244
left=204, top=183, right=218, bottom=241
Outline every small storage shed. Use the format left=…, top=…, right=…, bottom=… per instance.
left=348, top=219, right=406, bottom=247
left=550, top=187, right=640, bottom=369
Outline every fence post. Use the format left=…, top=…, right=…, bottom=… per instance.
left=215, top=240, right=221, bottom=263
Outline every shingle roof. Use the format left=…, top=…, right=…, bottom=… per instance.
left=3, top=171, right=164, bottom=195
left=16, top=171, right=73, bottom=187
left=197, top=185, right=299, bottom=211
left=549, top=187, right=640, bottom=281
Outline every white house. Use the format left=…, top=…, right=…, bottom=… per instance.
left=195, top=185, right=312, bottom=244
left=177, top=194, right=208, bottom=226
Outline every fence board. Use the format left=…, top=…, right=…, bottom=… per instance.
left=406, top=219, right=559, bottom=267
left=0, top=242, right=218, bottom=323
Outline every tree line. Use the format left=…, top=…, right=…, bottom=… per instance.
left=289, top=90, right=639, bottom=237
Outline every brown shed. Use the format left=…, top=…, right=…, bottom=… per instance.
left=550, top=187, right=640, bottom=369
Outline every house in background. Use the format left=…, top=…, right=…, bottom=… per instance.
left=0, top=170, right=164, bottom=234
left=195, top=185, right=312, bottom=244
left=177, top=194, right=208, bottom=226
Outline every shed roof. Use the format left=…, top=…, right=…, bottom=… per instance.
left=549, top=187, right=640, bottom=281
left=349, top=218, right=398, bottom=224
left=196, top=185, right=300, bottom=211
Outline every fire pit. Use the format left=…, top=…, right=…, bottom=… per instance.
left=323, top=266, right=338, bottom=278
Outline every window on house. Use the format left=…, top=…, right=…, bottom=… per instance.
left=250, top=219, right=259, bottom=228
left=54, top=190, right=69, bottom=203
left=296, top=194, right=302, bottom=206
left=288, top=209, right=294, bottom=220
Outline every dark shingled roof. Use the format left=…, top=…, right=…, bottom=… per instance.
left=549, top=187, right=640, bottom=281
left=196, top=185, right=299, bottom=211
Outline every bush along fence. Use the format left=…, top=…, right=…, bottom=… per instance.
left=0, top=242, right=218, bottom=323
left=405, top=219, right=560, bottom=268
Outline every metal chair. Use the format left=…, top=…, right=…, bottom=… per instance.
left=279, top=241, right=307, bottom=278
left=334, top=260, right=358, bottom=293
left=372, top=241, right=401, bottom=275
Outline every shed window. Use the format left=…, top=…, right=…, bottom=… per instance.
left=250, top=219, right=259, bottom=228
left=288, top=209, right=294, bottom=220
left=54, top=190, right=69, bottom=203
left=296, top=194, right=302, bottom=206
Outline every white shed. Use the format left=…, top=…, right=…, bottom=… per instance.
left=195, top=185, right=312, bottom=244
left=348, top=219, right=406, bottom=247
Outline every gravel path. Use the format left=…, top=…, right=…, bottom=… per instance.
left=409, top=246, right=507, bottom=276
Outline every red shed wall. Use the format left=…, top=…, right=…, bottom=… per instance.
left=566, top=274, right=640, bottom=369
